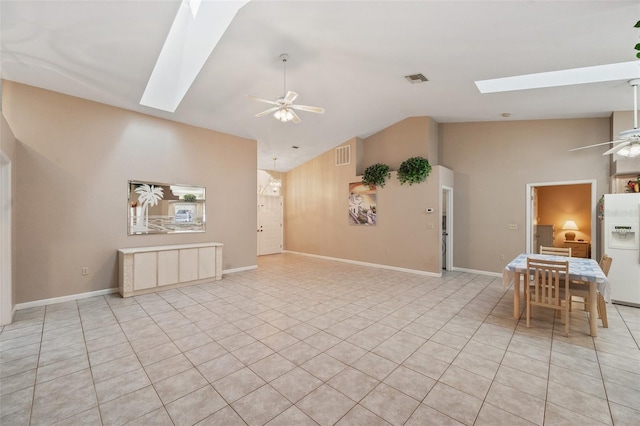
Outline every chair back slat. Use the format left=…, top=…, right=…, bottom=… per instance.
left=539, top=246, right=572, bottom=257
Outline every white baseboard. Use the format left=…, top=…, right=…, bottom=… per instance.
left=284, top=251, right=442, bottom=277
left=452, top=267, right=502, bottom=278
left=223, top=265, right=257, bottom=274
left=12, top=267, right=257, bottom=313
left=14, top=288, right=119, bottom=311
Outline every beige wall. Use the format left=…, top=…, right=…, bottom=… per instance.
left=362, top=117, right=435, bottom=170
left=285, top=121, right=445, bottom=274
left=537, top=184, right=591, bottom=245
left=3, top=81, right=257, bottom=303
left=440, top=118, right=610, bottom=273
left=1, top=113, right=17, bottom=307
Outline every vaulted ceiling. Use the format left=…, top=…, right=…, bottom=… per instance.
left=2, top=1, right=638, bottom=171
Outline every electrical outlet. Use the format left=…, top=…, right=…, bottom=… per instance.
left=427, top=223, right=434, bottom=229
left=82, top=267, right=89, bottom=276
left=507, top=224, right=518, bottom=230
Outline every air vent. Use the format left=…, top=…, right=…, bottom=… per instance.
left=404, top=73, right=428, bottom=84
left=335, top=145, right=350, bottom=166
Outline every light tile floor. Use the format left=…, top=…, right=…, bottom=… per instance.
left=1, top=253, right=639, bottom=425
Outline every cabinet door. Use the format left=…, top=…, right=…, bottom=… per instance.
left=198, top=247, right=216, bottom=279
left=158, top=250, right=179, bottom=286
left=133, top=252, right=157, bottom=290
left=179, top=249, right=199, bottom=282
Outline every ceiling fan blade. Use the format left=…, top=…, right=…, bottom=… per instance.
left=247, top=95, right=279, bottom=106
left=475, top=61, right=640, bottom=93
left=284, top=91, right=298, bottom=103
left=291, top=104, right=325, bottom=114
left=603, top=140, right=632, bottom=156
left=291, top=110, right=301, bottom=124
left=255, top=106, right=280, bottom=117
left=568, top=140, right=621, bottom=152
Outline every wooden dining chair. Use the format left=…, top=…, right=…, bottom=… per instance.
left=526, top=257, right=571, bottom=336
left=539, top=246, right=572, bottom=257
left=569, top=254, right=612, bottom=328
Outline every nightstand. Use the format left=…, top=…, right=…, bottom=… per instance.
left=563, top=240, right=590, bottom=258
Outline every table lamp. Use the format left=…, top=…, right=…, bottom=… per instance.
left=563, top=220, right=579, bottom=241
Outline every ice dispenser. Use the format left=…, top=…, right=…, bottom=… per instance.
left=609, top=224, right=639, bottom=249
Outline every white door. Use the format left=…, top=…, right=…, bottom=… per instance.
left=258, top=195, right=283, bottom=255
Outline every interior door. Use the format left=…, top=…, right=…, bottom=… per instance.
left=258, top=195, right=283, bottom=255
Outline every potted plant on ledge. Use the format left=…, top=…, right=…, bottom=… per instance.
left=362, top=163, right=391, bottom=188
left=397, top=156, right=432, bottom=185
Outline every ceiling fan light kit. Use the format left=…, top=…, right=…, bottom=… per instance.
left=248, top=53, right=325, bottom=124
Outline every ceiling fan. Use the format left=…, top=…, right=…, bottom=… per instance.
left=568, top=78, right=640, bottom=158
left=248, top=54, right=325, bottom=123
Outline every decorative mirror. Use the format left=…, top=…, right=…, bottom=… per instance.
left=128, top=180, right=205, bottom=235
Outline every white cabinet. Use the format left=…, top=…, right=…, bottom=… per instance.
left=198, top=246, right=216, bottom=279
left=133, top=252, right=157, bottom=290
left=179, top=249, right=199, bottom=282
left=119, top=243, right=223, bottom=297
left=157, top=250, right=179, bottom=286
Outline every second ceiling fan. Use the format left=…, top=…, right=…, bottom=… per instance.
left=248, top=54, right=325, bottom=123
left=569, top=79, right=640, bottom=158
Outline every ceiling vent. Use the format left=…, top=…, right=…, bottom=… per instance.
left=404, top=73, right=428, bottom=84
left=335, top=145, right=350, bottom=166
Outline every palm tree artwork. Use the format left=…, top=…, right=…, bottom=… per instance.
left=133, top=184, right=164, bottom=231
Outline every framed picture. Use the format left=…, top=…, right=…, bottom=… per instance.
left=349, top=182, right=377, bottom=225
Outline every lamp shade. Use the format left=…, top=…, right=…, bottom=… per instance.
left=563, top=220, right=578, bottom=241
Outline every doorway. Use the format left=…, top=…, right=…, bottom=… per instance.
left=442, top=186, right=453, bottom=271
left=257, top=195, right=283, bottom=256
left=525, top=179, right=597, bottom=259
left=1, top=151, right=12, bottom=325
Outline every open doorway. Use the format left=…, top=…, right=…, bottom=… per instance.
left=442, top=186, right=453, bottom=271
left=525, top=179, right=597, bottom=259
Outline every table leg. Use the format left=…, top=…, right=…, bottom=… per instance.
left=513, top=271, right=521, bottom=319
left=589, top=282, right=598, bottom=337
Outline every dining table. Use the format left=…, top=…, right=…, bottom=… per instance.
left=503, top=253, right=610, bottom=336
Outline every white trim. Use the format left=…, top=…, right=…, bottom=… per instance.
left=284, top=251, right=442, bottom=277
left=525, top=179, right=597, bottom=259
left=223, top=265, right=258, bottom=274
left=13, top=266, right=258, bottom=313
left=14, top=288, right=118, bottom=311
left=0, top=150, right=12, bottom=325
left=452, top=267, right=502, bottom=278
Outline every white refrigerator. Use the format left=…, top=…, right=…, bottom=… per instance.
left=604, top=193, right=640, bottom=306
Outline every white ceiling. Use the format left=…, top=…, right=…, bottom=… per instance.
left=1, top=1, right=639, bottom=171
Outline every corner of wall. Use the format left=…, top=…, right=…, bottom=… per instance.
left=355, top=137, right=364, bottom=176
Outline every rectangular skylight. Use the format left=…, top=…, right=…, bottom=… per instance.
left=140, top=0, right=249, bottom=112
left=475, top=61, right=640, bottom=93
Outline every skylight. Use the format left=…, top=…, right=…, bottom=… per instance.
left=140, top=0, right=249, bottom=112
left=475, top=61, right=640, bottom=93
